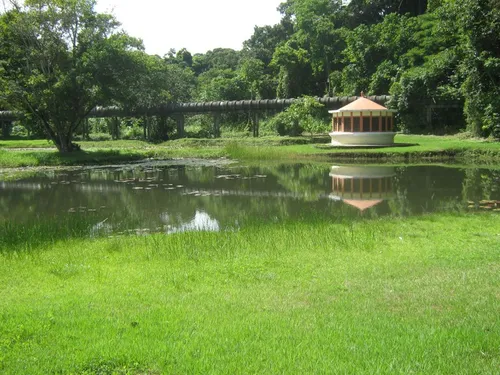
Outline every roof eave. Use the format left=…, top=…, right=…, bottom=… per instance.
left=329, top=109, right=396, bottom=114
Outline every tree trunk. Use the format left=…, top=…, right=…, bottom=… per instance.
left=115, top=118, right=120, bottom=140
left=28, top=113, right=81, bottom=152
left=52, top=129, right=80, bottom=153
left=325, top=52, right=331, bottom=96
left=56, top=134, right=73, bottom=152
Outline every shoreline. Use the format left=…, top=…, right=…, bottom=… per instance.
left=0, top=134, right=499, bottom=169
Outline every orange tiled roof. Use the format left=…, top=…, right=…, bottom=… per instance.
left=339, top=97, right=388, bottom=111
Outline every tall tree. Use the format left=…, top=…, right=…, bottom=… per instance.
left=346, top=0, right=428, bottom=26
left=196, top=68, right=246, bottom=101
left=271, top=40, right=313, bottom=98
left=191, top=48, right=241, bottom=76
left=280, top=0, right=345, bottom=95
left=0, top=0, right=141, bottom=152
left=243, top=20, right=293, bottom=67
left=237, top=58, right=265, bottom=100
left=457, top=0, right=500, bottom=137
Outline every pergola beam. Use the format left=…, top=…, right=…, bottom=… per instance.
left=0, top=96, right=392, bottom=121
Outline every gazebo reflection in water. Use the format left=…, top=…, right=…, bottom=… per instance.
left=329, top=165, right=396, bottom=211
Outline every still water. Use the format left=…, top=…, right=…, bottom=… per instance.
left=1, top=162, right=499, bottom=235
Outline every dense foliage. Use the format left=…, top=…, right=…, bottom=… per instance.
left=1, top=0, right=499, bottom=150
left=0, top=0, right=143, bottom=151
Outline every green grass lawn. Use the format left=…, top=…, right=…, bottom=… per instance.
left=0, top=134, right=499, bottom=168
left=1, top=213, right=499, bottom=374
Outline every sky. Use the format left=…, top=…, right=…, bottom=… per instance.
left=95, top=0, right=284, bottom=56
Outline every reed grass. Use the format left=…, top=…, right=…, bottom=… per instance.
left=0, top=213, right=499, bottom=374
left=0, top=214, right=101, bottom=252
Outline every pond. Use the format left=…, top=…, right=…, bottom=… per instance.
left=0, top=162, right=499, bottom=236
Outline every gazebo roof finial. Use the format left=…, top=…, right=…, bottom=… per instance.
left=360, top=91, right=365, bottom=98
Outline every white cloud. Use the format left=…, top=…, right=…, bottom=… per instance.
left=95, top=0, right=284, bottom=55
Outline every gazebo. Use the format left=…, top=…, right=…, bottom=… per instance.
left=329, top=95, right=396, bottom=146
left=329, top=165, right=395, bottom=211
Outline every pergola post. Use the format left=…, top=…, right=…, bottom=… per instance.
left=111, top=117, right=120, bottom=140
left=83, top=118, right=90, bottom=140
left=426, top=105, right=433, bottom=128
left=252, top=112, right=259, bottom=137
left=143, top=116, right=149, bottom=140
left=175, top=114, right=185, bottom=138
left=1, top=120, right=7, bottom=138
left=1, top=120, right=12, bottom=138
left=213, top=113, right=221, bottom=138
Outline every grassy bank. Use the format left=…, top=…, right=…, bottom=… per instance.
left=223, top=134, right=500, bottom=163
left=0, top=134, right=499, bottom=168
left=1, top=213, right=499, bottom=374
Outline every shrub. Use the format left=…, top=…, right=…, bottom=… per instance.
left=122, top=124, right=144, bottom=140
left=88, top=132, right=112, bottom=142
left=268, top=96, right=326, bottom=136
left=11, top=124, right=28, bottom=137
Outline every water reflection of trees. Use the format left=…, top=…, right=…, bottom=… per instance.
left=462, top=168, right=500, bottom=202
left=389, top=166, right=465, bottom=216
left=0, top=164, right=498, bottom=233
